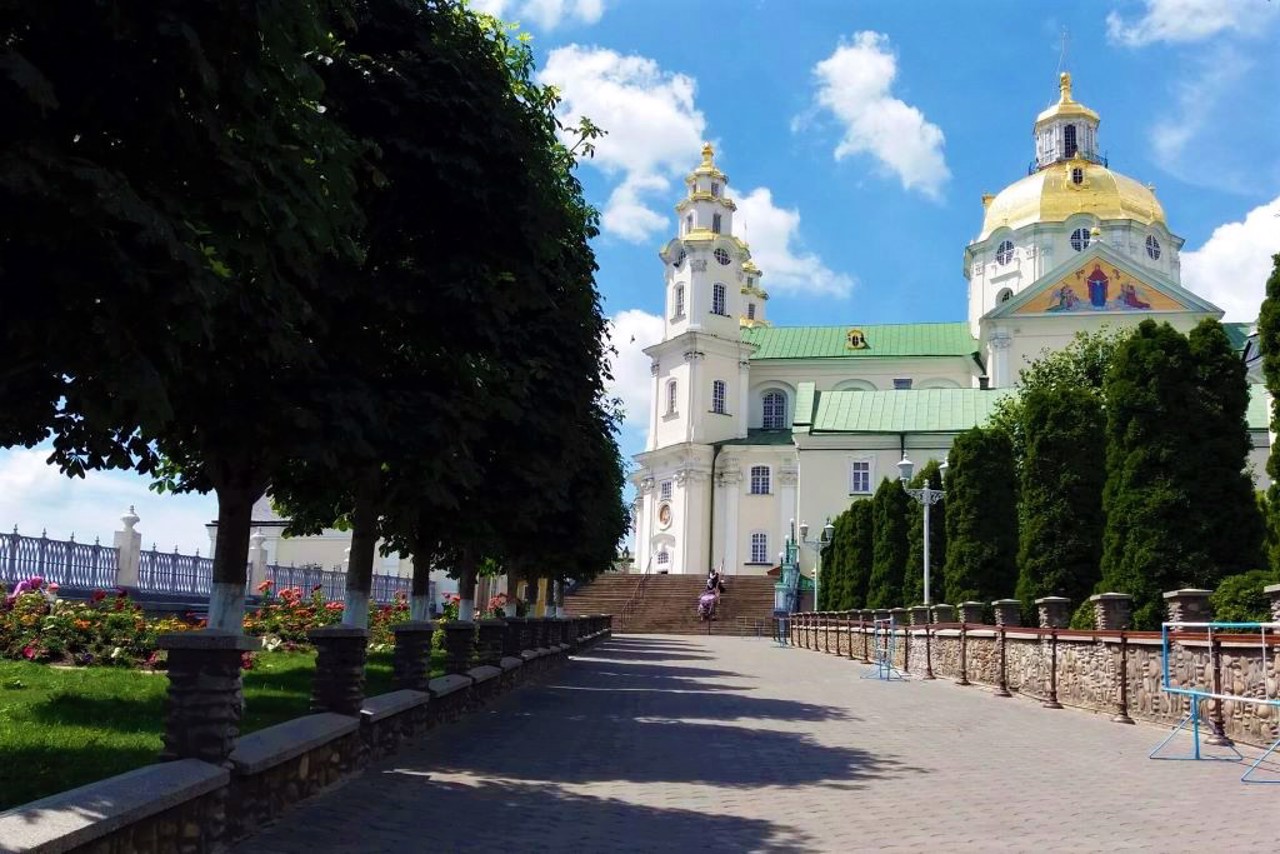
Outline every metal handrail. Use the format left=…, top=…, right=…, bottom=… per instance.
left=618, top=555, right=654, bottom=631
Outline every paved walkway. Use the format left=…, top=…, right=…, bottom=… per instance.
left=236, top=635, right=1280, bottom=853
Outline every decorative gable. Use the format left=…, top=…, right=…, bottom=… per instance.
left=985, top=244, right=1221, bottom=320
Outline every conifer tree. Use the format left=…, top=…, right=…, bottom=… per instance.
left=1099, top=320, right=1208, bottom=628
left=903, top=460, right=946, bottom=605
left=1258, top=254, right=1280, bottom=572
left=846, top=499, right=876, bottom=608
left=943, top=427, right=1018, bottom=605
left=1015, top=386, right=1104, bottom=612
left=821, top=511, right=853, bottom=610
left=867, top=478, right=910, bottom=608
left=1188, top=318, right=1264, bottom=582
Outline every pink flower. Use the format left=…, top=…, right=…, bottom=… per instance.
left=256, top=580, right=274, bottom=593
left=47, top=583, right=59, bottom=594
left=22, top=645, right=36, bottom=660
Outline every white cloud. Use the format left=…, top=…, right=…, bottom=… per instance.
left=0, top=447, right=216, bottom=555
left=1182, top=195, right=1280, bottom=321
left=469, top=0, right=604, bottom=30
left=1149, top=46, right=1251, bottom=184
left=1106, top=0, right=1276, bottom=47
left=735, top=187, right=855, bottom=298
left=804, top=32, right=949, bottom=199
left=604, top=309, right=664, bottom=427
left=539, top=45, right=706, bottom=242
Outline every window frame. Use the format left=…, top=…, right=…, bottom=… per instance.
left=849, top=458, right=873, bottom=495
left=749, top=465, right=771, bottom=495
left=1146, top=235, right=1161, bottom=260
left=893, top=378, right=913, bottom=390
left=762, top=390, right=787, bottom=430
left=712, top=282, right=727, bottom=316
left=749, top=531, right=769, bottom=565
left=1070, top=227, right=1091, bottom=252
left=674, top=284, right=685, bottom=318
left=712, top=213, right=722, bottom=234
left=711, top=380, right=727, bottom=415
left=665, top=380, right=677, bottom=415
left=656, top=549, right=670, bottom=566
left=995, top=239, right=1015, bottom=265
left=659, top=480, right=673, bottom=501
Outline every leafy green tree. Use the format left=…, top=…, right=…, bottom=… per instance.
left=943, top=427, right=1018, bottom=604
left=1256, top=253, right=1280, bottom=572
left=1187, top=318, right=1265, bottom=583
left=846, top=500, right=876, bottom=609
left=1099, top=320, right=1208, bottom=629
left=903, top=460, right=946, bottom=606
left=867, top=478, right=910, bottom=608
left=821, top=510, right=853, bottom=610
left=1210, top=570, right=1279, bottom=623
left=1015, top=386, right=1104, bottom=612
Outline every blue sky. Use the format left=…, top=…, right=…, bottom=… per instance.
left=3, top=0, right=1278, bottom=553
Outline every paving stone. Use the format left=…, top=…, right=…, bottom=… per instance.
left=232, top=634, right=1280, bottom=853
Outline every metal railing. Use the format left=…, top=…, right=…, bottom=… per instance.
left=618, top=555, right=654, bottom=631
left=137, top=546, right=217, bottom=595
left=265, top=563, right=406, bottom=604
left=1, top=528, right=119, bottom=589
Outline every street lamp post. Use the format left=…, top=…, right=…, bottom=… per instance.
left=898, top=455, right=947, bottom=606
left=799, top=517, right=835, bottom=610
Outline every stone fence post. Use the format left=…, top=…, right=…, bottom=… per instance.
left=113, top=506, right=142, bottom=588
left=1163, top=589, right=1212, bottom=624
left=992, top=599, right=1021, bottom=627
left=931, top=603, right=955, bottom=623
left=1090, top=592, right=1133, bottom=631
left=910, top=605, right=931, bottom=626
left=159, top=630, right=260, bottom=764
left=391, top=622, right=435, bottom=692
left=1035, top=596, right=1070, bottom=629
left=247, top=529, right=268, bottom=594
left=959, top=601, right=984, bottom=624
left=1266, top=583, right=1280, bottom=622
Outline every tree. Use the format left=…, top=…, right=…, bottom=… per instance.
left=1256, top=253, right=1280, bottom=572
left=1099, top=320, right=1208, bottom=628
left=2, top=1, right=364, bottom=631
left=903, top=460, right=946, bottom=606
left=943, top=427, right=1018, bottom=605
left=822, top=510, right=854, bottom=610
left=867, top=478, right=910, bottom=608
left=1187, top=318, right=1265, bottom=582
left=1015, top=386, right=1104, bottom=612
left=846, top=500, right=876, bottom=609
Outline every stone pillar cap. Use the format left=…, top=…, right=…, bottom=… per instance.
left=158, top=629, right=261, bottom=651
left=1265, top=583, right=1280, bottom=595
left=444, top=620, right=477, bottom=627
left=1034, top=596, right=1070, bottom=604
left=392, top=621, right=438, bottom=633
left=958, top=600, right=985, bottom=607
left=992, top=598, right=1021, bottom=605
left=308, top=625, right=369, bottom=639
left=1162, top=588, right=1212, bottom=599
left=477, top=618, right=508, bottom=626
left=1089, top=592, right=1133, bottom=601
left=932, top=602, right=954, bottom=608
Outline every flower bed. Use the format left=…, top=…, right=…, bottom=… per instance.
left=0, top=577, right=418, bottom=668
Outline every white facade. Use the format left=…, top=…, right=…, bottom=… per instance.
left=632, top=73, right=1271, bottom=583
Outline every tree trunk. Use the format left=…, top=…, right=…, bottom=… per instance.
left=344, top=471, right=381, bottom=629
left=410, top=518, right=433, bottom=621
left=457, top=548, right=478, bottom=622
left=505, top=562, right=521, bottom=617
left=208, top=462, right=266, bottom=632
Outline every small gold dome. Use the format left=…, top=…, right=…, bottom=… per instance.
left=978, top=161, right=1165, bottom=240
left=1035, top=71, right=1099, bottom=127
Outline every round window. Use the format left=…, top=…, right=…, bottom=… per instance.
left=1146, top=235, right=1161, bottom=260
left=997, top=288, right=1013, bottom=303
left=714, top=248, right=731, bottom=266
left=996, top=240, right=1014, bottom=265
left=1070, top=227, right=1091, bottom=252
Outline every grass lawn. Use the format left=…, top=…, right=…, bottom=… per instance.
left=0, top=648, right=444, bottom=810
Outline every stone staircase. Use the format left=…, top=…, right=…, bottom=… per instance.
left=564, top=573, right=778, bottom=635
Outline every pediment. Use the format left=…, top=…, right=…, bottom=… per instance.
left=984, top=244, right=1221, bottom=320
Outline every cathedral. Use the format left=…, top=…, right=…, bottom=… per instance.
left=631, top=72, right=1270, bottom=581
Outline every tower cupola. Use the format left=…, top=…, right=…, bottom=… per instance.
left=1034, top=72, right=1102, bottom=170
left=675, top=142, right=737, bottom=237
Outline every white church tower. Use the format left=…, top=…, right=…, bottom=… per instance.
left=634, top=143, right=760, bottom=574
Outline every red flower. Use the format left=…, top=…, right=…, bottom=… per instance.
left=91, top=590, right=107, bottom=603
left=22, top=645, right=36, bottom=660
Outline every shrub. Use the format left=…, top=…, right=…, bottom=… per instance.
left=1210, top=570, right=1278, bottom=623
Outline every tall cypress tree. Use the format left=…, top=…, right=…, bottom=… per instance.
left=847, top=499, right=876, bottom=608
left=1188, top=318, right=1264, bottom=582
left=1258, top=253, right=1280, bottom=573
left=943, top=427, right=1018, bottom=605
left=904, top=460, right=947, bottom=605
left=822, top=510, right=853, bottom=610
left=1100, top=320, right=1208, bottom=628
left=867, top=478, right=910, bottom=608
left=1015, top=386, right=1105, bottom=612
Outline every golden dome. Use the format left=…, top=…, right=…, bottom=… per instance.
left=1035, top=72, right=1099, bottom=127
left=978, top=159, right=1165, bottom=240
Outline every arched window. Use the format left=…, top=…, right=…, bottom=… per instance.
left=996, top=240, right=1014, bottom=265
left=996, top=287, right=1013, bottom=304
left=685, top=214, right=693, bottom=234
left=712, top=213, right=722, bottom=234
left=712, top=283, right=727, bottom=316
left=1064, top=124, right=1078, bottom=158
left=750, top=532, right=769, bottom=564
left=762, top=390, right=787, bottom=429
left=711, top=380, right=727, bottom=414
left=750, top=465, right=770, bottom=495
left=1146, top=235, right=1161, bottom=260
left=666, top=380, right=677, bottom=415
left=711, top=182, right=720, bottom=198
left=656, top=549, right=670, bottom=566
left=747, top=303, right=756, bottom=320
left=674, top=285, right=685, bottom=317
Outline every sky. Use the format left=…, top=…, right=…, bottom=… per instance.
left=3, top=0, right=1278, bottom=553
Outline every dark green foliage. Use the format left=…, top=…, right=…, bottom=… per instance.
left=903, top=460, right=946, bottom=606
left=1099, top=321, right=1209, bottom=629
left=1258, top=254, right=1280, bottom=572
left=1015, top=386, right=1104, bottom=613
left=943, top=428, right=1018, bottom=605
left=819, top=512, right=850, bottom=610
left=867, top=479, right=910, bottom=608
left=1210, top=570, right=1279, bottom=623
left=1188, top=318, right=1264, bottom=580
left=1068, top=599, right=1097, bottom=630
left=847, top=500, right=876, bottom=609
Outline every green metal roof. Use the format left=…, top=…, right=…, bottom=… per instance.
left=743, top=322, right=978, bottom=360
left=808, top=388, right=1011, bottom=434
left=714, top=429, right=795, bottom=447
left=1224, top=322, right=1253, bottom=353
left=1248, top=384, right=1269, bottom=431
